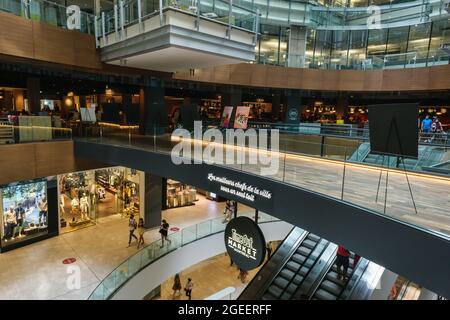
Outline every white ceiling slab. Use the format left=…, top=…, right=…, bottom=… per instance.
left=107, top=47, right=245, bottom=72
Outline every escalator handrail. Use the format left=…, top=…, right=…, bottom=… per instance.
left=238, top=227, right=308, bottom=300
left=276, top=237, right=330, bottom=300
left=304, top=246, right=339, bottom=300
left=340, top=258, right=371, bottom=300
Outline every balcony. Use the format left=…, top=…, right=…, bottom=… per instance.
left=95, top=0, right=258, bottom=72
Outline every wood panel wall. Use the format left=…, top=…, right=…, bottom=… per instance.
left=174, top=63, right=450, bottom=92
left=0, top=11, right=101, bottom=69
left=0, top=141, right=106, bottom=185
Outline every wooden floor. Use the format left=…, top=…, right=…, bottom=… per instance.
left=89, top=135, right=450, bottom=237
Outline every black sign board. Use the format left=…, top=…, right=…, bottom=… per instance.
left=224, top=216, right=266, bottom=271
left=368, top=103, right=419, bottom=159
left=207, top=173, right=273, bottom=212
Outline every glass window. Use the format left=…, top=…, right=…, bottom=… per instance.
left=386, top=26, right=409, bottom=55
left=1, top=180, right=48, bottom=248
left=348, top=30, right=368, bottom=69
left=330, top=30, right=350, bottom=69
left=314, top=30, right=332, bottom=69
left=279, top=27, right=289, bottom=66
left=259, top=25, right=280, bottom=65
left=367, top=28, right=387, bottom=57
left=306, top=29, right=316, bottom=68
left=428, top=19, right=450, bottom=66
left=407, top=23, right=431, bottom=63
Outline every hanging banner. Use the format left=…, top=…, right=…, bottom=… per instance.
left=233, top=106, right=250, bottom=129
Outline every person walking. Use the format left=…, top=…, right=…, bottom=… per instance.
left=127, top=214, right=138, bottom=248
left=172, top=273, right=182, bottom=298
left=222, top=200, right=233, bottom=223
left=238, top=268, right=249, bottom=283
left=421, top=115, right=433, bottom=142
left=335, top=245, right=351, bottom=281
left=266, top=242, right=273, bottom=260
left=184, top=278, right=193, bottom=300
left=137, top=218, right=145, bottom=249
left=159, top=219, right=171, bottom=247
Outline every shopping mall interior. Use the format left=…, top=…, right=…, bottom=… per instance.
left=0, top=0, right=449, bottom=302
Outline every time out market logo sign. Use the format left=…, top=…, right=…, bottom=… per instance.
left=225, top=216, right=266, bottom=270
left=171, top=121, right=280, bottom=176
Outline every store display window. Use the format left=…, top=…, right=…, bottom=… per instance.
left=59, top=167, right=142, bottom=233
left=166, top=180, right=197, bottom=209
left=1, top=180, right=48, bottom=247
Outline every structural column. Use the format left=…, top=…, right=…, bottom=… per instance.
left=141, top=78, right=168, bottom=135
left=26, top=77, right=41, bottom=114
left=287, top=25, right=308, bottom=68
left=335, top=96, right=349, bottom=120
left=143, top=172, right=163, bottom=229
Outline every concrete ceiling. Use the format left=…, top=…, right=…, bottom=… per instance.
left=107, top=47, right=245, bottom=73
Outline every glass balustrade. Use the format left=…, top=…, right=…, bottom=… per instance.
left=88, top=211, right=279, bottom=300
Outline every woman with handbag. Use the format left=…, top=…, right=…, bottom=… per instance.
left=159, top=219, right=171, bottom=248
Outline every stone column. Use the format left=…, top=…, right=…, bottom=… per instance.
left=143, top=78, right=168, bottom=135
left=287, top=26, right=308, bottom=68
left=26, top=77, right=41, bottom=114
left=143, top=172, right=163, bottom=229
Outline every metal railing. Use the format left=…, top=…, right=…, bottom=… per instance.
left=0, top=0, right=95, bottom=34
left=88, top=211, right=278, bottom=300
left=94, top=0, right=259, bottom=47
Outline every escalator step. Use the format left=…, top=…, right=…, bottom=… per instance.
left=307, top=234, right=321, bottom=242
left=304, top=258, right=315, bottom=268
left=292, top=274, right=304, bottom=285
left=286, top=261, right=301, bottom=272
left=286, top=282, right=299, bottom=294
left=320, top=280, right=343, bottom=296
left=262, top=292, right=276, bottom=300
left=279, top=269, right=295, bottom=281
left=274, top=277, right=290, bottom=289
left=314, top=288, right=338, bottom=300
left=302, top=239, right=317, bottom=249
left=267, top=285, right=283, bottom=298
left=291, top=253, right=306, bottom=265
left=297, top=246, right=311, bottom=256
left=326, top=271, right=345, bottom=285
left=298, top=266, right=310, bottom=276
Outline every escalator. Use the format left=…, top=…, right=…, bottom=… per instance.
left=240, top=228, right=375, bottom=300
left=239, top=227, right=333, bottom=300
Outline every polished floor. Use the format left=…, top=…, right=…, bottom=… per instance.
left=157, top=253, right=262, bottom=301
left=85, top=136, right=450, bottom=236
left=0, top=195, right=243, bottom=300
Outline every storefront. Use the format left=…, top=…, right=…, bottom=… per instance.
left=58, top=167, right=143, bottom=233
left=164, top=179, right=197, bottom=209
left=0, top=178, right=58, bottom=252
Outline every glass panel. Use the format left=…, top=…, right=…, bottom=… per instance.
left=259, top=24, right=280, bottom=65
left=181, top=224, right=196, bottom=245
left=330, top=30, right=350, bottom=70
left=279, top=27, right=288, bottom=66
left=348, top=29, right=367, bottom=69
left=306, top=29, right=316, bottom=68
left=428, top=19, right=450, bottom=66
left=407, top=23, right=431, bottom=65
left=314, top=30, right=332, bottom=69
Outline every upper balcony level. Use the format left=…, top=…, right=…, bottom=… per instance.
left=94, top=0, right=258, bottom=72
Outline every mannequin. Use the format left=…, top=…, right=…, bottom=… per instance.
left=71, top=196, right=79, bottom=222
left=80, top=194, right=89, bottom=220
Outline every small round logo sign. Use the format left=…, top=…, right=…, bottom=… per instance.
left=288, top=108, right=298, bottom=121
left=62, top=258, right=76, bottom=264
left=225, top=216, right=266, bottom=271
